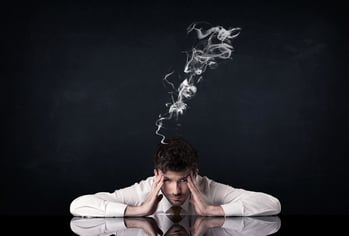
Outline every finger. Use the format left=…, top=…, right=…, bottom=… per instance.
left=154, top=175, right=164, bottom=192
left=191, top=172, right=198, bottom=185
left=189, top=196, right=195, bottom=205
left=154, top=172, right=163, bottom=185
left=152, top=173, right=163, bottom=192
left=187, top=176, right=196, bottom=194
left=187, top=175, right=199, bottom=194
left=190, top=173, right=201, bottom=192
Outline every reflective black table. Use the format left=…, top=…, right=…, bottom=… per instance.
left=0, top=215, right=346, bottom=235
left=70, top=215, right=280, bottom=235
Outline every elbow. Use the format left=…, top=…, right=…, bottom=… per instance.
left=269, top=196, right=281, bottom=215
left=261, top=193, right=282, bottom=215
left=69, top=195, right=107, bottom=217
left=257, top=193, right=282, bottom=216
left=274, top=198, right=282, bottom=215
left=70, top=195, right=88, bottom=216
left=69, top=197, right=80, bottom=216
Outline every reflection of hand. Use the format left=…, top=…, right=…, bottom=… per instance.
left=187, top=173, right=224, bottom=216
left=125, top=217, right=163, bottom=236
left=190, top=217, right=225, bottom=236
left=125, top=170, right=164, bottom=216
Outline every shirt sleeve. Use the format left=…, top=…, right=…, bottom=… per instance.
left=70, top=177, right=154, bottom=217
left=201, top=177, right=281, bottom=216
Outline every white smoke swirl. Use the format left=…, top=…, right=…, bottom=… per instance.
left=155, top=22, right=241, bottom=144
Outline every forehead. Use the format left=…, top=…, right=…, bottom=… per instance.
left=160, top=170, right=191, bottom=179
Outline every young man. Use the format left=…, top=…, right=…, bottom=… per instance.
left=70, top=137, right=281, bottom=217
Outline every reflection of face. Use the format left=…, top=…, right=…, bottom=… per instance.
left=158, top=169, right=192, bottom=206
left=164, top=223, right=190, bottom=236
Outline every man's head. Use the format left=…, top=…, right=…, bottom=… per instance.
left=154, top=137, right=199, bottom=206
left=154, top=137, right=198, bottom=173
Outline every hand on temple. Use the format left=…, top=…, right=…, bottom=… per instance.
left=187, top=173, right=224, bottom=216
left=125, top=170, right=164, bottom=216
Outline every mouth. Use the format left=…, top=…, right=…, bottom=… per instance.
left=171, top=197, right=182, bottom=202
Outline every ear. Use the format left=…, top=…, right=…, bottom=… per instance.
left=194, top=168, right=199, bottom=176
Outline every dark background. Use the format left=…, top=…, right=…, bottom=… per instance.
left=2, top=0, right=348, bottom=215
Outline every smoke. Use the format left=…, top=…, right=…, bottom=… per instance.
left=155, top=22, right=241, bottom=144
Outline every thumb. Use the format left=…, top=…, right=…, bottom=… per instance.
left=189, top=197, right=195, bottom=205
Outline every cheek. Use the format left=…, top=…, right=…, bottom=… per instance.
left=161, top=183, right=171, bottom=193
left=181, top=183, right=190, bottom=193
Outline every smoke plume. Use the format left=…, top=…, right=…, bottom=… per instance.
left=155, top=22, right=241, bottom=144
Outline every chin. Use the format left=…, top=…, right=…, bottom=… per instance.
left=171, top=199, right=185, bottom=206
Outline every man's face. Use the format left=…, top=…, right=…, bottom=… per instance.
left=156, top=169, right=193, bottom=206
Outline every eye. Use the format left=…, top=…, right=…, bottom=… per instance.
left=180, top=179, right=188, bottom=183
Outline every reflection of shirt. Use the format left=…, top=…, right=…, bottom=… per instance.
left=70, top=175, right=281, bottom=217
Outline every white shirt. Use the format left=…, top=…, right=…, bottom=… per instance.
left=70, top=175, right=281, bottom=217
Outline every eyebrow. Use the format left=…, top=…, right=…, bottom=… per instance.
left=163, top=175, right=190, bottom=180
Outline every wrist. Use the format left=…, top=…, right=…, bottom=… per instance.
left=206, top=205, right=225, bottom=216
left=125, top=205, right=145, bottom=217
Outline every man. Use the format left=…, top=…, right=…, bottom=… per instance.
left=70, top=137, right=281, bottom=217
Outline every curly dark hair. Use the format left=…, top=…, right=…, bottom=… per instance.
left=154, top=137, right=198, bottom=173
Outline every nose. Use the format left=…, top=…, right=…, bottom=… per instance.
left=173, top=182, right=182, bottom=195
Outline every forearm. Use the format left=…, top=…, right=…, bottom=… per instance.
left=70, top=177, right=154, bottom=217
left=70, top=194, right=127, bottom=217
left=221, top=193, right=281, bottom=216
left=124, top=205, right=147, bottom=217
left=206, top=205, right=225, bottom=216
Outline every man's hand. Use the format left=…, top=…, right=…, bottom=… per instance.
left=125, top=170, right=164, bottom=216
left=187, top=173, right=225, bottom=216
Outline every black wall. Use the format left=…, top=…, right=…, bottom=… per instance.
left=2, top=0, right=348, bottom=215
